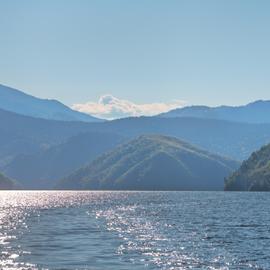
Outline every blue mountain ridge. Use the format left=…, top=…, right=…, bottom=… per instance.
left=0, top=84, right=102, bottom=122
left=158, top=100, right=270, bottom=124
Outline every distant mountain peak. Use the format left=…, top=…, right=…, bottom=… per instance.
left=0, top=84, right=103, bottom=122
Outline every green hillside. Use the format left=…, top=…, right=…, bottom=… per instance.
left=225, top=143, right=270, bottom=191
left=58, top=135, right=239, bottom=191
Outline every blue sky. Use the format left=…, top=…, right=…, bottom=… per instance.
left=1, top=0, right=270, bottom=117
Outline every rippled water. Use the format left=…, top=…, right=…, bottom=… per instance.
left=0, top=191, right=270, bottom=269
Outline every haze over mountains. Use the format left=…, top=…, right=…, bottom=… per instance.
left=2, top=106, right=270, bottom=164
left=0, top=84, right=101, bottom=122
left=1, top=84, right=270, bottom=191
left=58, top=135, right=239, bottom=190
left=4, top=132, right=125, bottom=189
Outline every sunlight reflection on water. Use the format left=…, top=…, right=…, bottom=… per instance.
left=0, top=191, right=270, bottom=270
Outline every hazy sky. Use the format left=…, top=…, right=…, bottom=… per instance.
left=1, top=0, right=270, bottom=117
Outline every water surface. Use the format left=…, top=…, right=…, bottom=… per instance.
left=0, top=191, right=270, bottom=269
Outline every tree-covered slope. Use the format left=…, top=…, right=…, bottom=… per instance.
left=58, top=135, right=239, bottom=191
left=225, top=144, right=270, bottom=191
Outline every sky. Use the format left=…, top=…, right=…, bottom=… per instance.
left=1, top=0, right=270, bottom=118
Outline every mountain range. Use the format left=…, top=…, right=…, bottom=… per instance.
left=160, top=100, right=270, bottom=124
left=2, top=106, right=270, bottom=165
left=57, top=135, right=239, bottom=190
left=0, top=84, right=101, bottom=122
left=1, top=83, right=270, bottom=190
